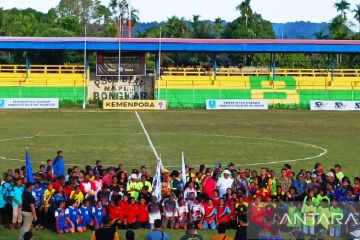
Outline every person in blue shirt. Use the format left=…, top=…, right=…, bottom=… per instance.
left=65, top=199, right=83, bottom=233
left=292, top=174, right=307, bottom=198
left=92, top=200, right=106, bottom=229
left=52, top=151, right=65, bottom=178
left=79, top=199, right=93, bottom=231
left=10, top=178, right=24, bottom=229
left=0, top=183, right=7, bottom=228
left=55, top=201, right=69, bottom=234
left=32, top=181, right=44, bottom=229
left=53, top=186, right=67, bottom=207
left=145, top=219, right=170, bottom=240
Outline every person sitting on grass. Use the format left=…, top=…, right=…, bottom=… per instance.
left=79, top=199, right=93, bottom=231
left=92, top=200, right=106, bottom=230
left=65, top=199, right=83, bottom=233
left=54, top=201, right=68, bottom=234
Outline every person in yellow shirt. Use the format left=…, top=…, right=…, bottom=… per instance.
left=127, top=174, right=141, bottom=200
left=210, top=223, right=233, bottom=240
left=139, top=174, right=152, bottom=192
left=43, top=183, right=56, bottom=228
left=70, top=185, right=84, bottom=206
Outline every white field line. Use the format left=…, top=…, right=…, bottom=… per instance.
left=0, top=132, right=327, bottom=168
left=134, top=111, right=160, bottom=160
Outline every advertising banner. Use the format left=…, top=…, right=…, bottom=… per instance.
left=96, top=52, right=146, bottom=76
left=89, top=75, right=154, bottom=101
left=0, top=98, right=59, bottom=109
left=310, top=101, right=360, bottom=111
left=206, top=99, right=268, bottom=110
left=103, top=100, right=167, bottom=110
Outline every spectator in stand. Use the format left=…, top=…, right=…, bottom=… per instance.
left=52, top=151, right=65, bottom=178
left=91, top=216, right=119, bottom=240
left=145, top=219, right=170, bottom=240
left=217, top=170, right=233, bottom=197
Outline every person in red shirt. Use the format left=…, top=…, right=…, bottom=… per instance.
left=216, top=198, right=231, bottom=226
left=228, top=198, right=237, bottom=229
left=202, top=170, right=216, bottom=199
left=202, top=199, right=217, bottom=230
left=53, top=176, right=64, bottom=192
left=212, top=189, right=220, bottom=209
left=107, top=200, right=122, bottom=228
left=124, top=197, right=137, bottom=229
left=102, top=168, right=115, bottom=186
left=135, top=197, right=151, bottom=229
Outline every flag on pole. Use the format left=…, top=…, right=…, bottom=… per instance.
left=152, top=157, right=163, bottom=201
left=25, top=148, right=34, bottom=184
left=181, top=150, right=187, bottom=185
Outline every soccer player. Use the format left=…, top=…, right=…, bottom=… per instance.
left=135, top=197, right=151, bottom=229
left=92, top=200, right=106, bottom=229
left=32, top=181, right=44, bottom=229
left=175, top=198, right=188, bottom=229
left=65, top=199, right=83, bottom=233
left=54, top=201, right=68, bottom=234
left=202, top=199, right=217, bottom=230
left=79, top=199, right=93, bottom=231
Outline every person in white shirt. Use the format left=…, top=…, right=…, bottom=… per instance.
left=216, top=170, right=234, bottom=197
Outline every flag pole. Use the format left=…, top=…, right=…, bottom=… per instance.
left=83, top=24, right=87, bottom=110
left=157, top=27, right=162, bottom=100
left=118, top=15, right=122, bottom=85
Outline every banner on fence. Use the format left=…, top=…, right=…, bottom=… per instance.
left=310, top=101, right=360, bottom=111
left=103, top=100, right=167, bottom=110
left=206, top=99, right=268, bottom=110
left=96, top=52, right=146, bottom=76
left=0, top=98, right=59, bottom=109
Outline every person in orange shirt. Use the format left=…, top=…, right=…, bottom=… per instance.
left=124, top=197, right=137, bottom=229
left=209, top=223, right=233, bottom=240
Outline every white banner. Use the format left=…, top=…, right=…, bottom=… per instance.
left=310, top=101, right=360, bottom=111
left=206, top=99, right=268, bottom=110
left=0, top=98, right=59, bottom=109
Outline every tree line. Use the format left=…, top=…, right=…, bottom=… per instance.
left=0, top=0, right=359, bottom=68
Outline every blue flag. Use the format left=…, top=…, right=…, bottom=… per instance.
left=25, top=149, right=34, bottom=184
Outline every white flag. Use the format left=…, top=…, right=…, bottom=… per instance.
left=181, top=150, right=187, bottom=184
left=152, top=157, right=163, bottom=201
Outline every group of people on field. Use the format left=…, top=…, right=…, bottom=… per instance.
left=1, top=150, right=360, bottom=240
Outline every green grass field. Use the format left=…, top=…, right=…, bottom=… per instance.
left=0, top=109, right=359, bottom=239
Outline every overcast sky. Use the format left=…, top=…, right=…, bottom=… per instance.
left=0, top=0, right=359, bottom=24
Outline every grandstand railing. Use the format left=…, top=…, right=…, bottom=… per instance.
left=162, top=67, right=360, bottom=78
left=0, top=65, right=85, bottom=74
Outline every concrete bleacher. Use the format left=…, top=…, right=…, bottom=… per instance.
left=157, top=67, right=360, bottom=108
left=0, top=65, right=88, bottom=101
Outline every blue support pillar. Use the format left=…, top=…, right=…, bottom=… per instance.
left=212, top=53, right=217, bottom=81
left=155, top=52, right=160, bottom=80
left=25, top=51, right=30, bottom=79
left=270, top=53, right=276, bottom=81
